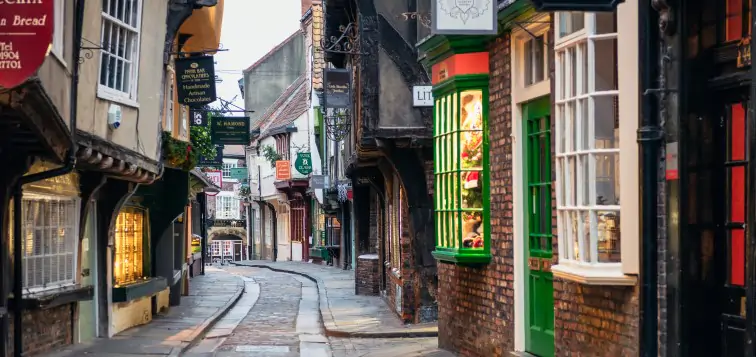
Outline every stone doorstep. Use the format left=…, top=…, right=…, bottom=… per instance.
left=230, top=261, right=439, bottom=339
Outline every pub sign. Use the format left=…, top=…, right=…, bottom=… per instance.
left=175, top=56, right=217, bottom=107
left=324, top=68, right=351, bottom=108
left=211, top=117, right=250, bottom=145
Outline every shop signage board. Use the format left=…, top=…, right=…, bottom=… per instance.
left=276, top=160, right=291, bottom=181
left=324, top=68, right=351, bottom=108
left=211, top=117, right=250, bottom=145
left=199, top=145, right=224, bottom=166
left=310, top=175, right=326, bottom=189
left=229, top=167, right=248, bottom=181
left=175, top=56, right=217, bottom=107
left=205, top=170, right=222, bottom=187
left=431, top=0, right=498, bottom=35
left=413, top=86, right=434, bottom=107
left=0, top=0, right=54, bottom=88
left=294, top=152, right=313, bottom=175
left=190, top=109, right=208, bottom=127
left=527, top=0, right=623, bottom=11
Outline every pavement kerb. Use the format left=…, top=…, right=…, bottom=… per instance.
left=229, top=261, right=439, bottom=339
left=171, top=273, right=246, bottom=356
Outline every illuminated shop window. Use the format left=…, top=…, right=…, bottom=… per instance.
left=432, top=79, right=491, bottom=264
left=114, top=207, right=146, bottom=286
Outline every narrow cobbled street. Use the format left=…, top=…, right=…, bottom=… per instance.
left=185, top=265, right=451, bottom=357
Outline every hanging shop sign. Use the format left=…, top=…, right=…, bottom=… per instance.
left=413, top=86, right=434, bottom=107
left=528, top=0, right=623, bottom=11
left=205, top=170, right=222, bottom=187
left=324, top=68, right=351, bottom=108
left=199, top=144, right=224, bottom=166
left=175, top=56, right=217, bottom=107
left=229, top=167, right=248, bottom=181
left=310, top=175, right=326, bottom=189
left=431, top=0, right=498, bottom=35
left=275, top=160, right=291, bottom=181
left=0, top=0, right=54, bottom=89
left=210, top=117, right=250, bottom=145
left=190, top=109, right=208, bottom=127
left=294, top=152, right=313, bottom=175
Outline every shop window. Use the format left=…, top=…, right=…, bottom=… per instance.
left=10, top=194, right=80, bottom=293
left=114, top=207, right=146, bottom=286
left=553, top=12, right=635, bottom=283
left=432, top=82, right=490, bottom=264
left=558, top=12, right=584, bottom=38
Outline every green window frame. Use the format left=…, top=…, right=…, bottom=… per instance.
left=431, top=74, right=491, bottom=264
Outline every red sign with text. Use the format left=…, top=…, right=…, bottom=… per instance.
left=0, top=0, right=54, bottom=89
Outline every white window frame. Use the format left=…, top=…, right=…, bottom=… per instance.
left=97, top=0, right=143, bottom=108
left=216, top=193, right=241, bottom=220
left=551, top=11, right=637, bottom=285
left=14, top=193, right=81, bottom=294
left=165, top=66, right=175, bottom=132
left=52, top=0, right=66, bottom=66
left=222, top=159, right=238, bottom=178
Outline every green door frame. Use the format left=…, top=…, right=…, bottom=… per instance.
left=523, top=96, right=555, bottom=357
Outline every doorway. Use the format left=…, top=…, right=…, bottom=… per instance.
left=523, top=97, right=554, bottom=357
left=684, top=90, right=749, bottom=357
left=78, top=203, right=98, bottom=342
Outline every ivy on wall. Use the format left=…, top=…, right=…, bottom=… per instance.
left=262, top=145, right=281, bottom=168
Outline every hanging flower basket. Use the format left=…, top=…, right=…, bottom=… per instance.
left=162, top=132, right=199, bottom=171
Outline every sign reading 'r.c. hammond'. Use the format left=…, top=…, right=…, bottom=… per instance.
left=175, top=56, right=217, bottom=107
left=210, top=117, right=250, bottom=145
left=324, top=68, right=351, bottom=108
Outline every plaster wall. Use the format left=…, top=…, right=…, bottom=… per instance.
left=77, top=0, right=167, bottom=162
left=37, top=0, right=75, bottom=127
left=378, top=49, right=424, bottom=128
left=243, top=34, right=306, bottom=127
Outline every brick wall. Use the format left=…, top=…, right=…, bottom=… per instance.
left=437, top=33, right=515, bottom=357
left=369, top=192, right=378, bottom=253
left=9, top=303, right=75, bottom=356
left=356, top=254, right=380, bottom=295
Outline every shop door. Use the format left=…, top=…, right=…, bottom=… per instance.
left=78, top=204, right=98, bottom=341
left=687, top=94, right=749, bottom=357
left=234, top=242, right=242, bottom=261
left=523, top=98, right=554, bottom=357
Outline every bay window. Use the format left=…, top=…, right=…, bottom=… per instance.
left=552, top=10, right=637, bottom=283
left=432, top=75, right=491, bottom=264
left=114, top=207, right=146, bottom=286
left=216, top=194, right=241, bottom=220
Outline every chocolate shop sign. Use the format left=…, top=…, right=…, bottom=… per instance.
left=175, top=56, right=217, bottom=107
left=324, top=68, right=351, bottom=108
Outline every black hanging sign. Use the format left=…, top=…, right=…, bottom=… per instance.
left=175, top=56, right=217, bottom=107
left=324, top=68, right=351, bottom=108
left=199, top=145, right=224, bottom=167
left=211, top=117, right=250, bottom=145
left=190, top=109, right=208, bottom=127
left=529, top=0, right=622, bottom=11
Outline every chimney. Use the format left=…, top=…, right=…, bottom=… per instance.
left=301, top=0, right=312, bottom=16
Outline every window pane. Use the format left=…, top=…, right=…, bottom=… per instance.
left=595, top=153, right=620, bottom=205
left=579, top=98, right=589, bottom=150
left=570, top=211, right=579, bottom=260
left=597, top=210, right=621, bottom=262
left=594, top=96, right=619, bottom=149
left=594, top=38, right=618, bottom=92
left=579, top=154, right=589, bottom=206
left=559, top=12, right=584, bottom=38
left=581, top=210, right=592, bottom=262
left=595, top=12, right=617, bottom=35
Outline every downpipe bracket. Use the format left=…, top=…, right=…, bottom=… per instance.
left=637, top=125, right=664, bottom=143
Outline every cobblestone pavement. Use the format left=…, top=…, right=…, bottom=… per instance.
left=186, top=265, right=453, bottom=357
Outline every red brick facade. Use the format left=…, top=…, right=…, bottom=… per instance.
left=436, top=26, right=640, bottom=357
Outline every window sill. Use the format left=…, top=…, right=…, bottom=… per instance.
left=9, top=285, right=93, bottom=310
left=51, top=50, right=69, bottom=71
left=97, top=86, right=140, bottom=108
left=112, top=277, right=167, bottom=303
left=551, top=263, right=637, bottom=286
left=432, top=248, right=490, bottom=265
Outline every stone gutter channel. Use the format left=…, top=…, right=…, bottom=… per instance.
left=183, top=270, right=332, bottom=357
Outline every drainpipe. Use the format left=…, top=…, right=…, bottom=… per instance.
left=11, top=1, right=84, bottom=356
left=639, top=1, right=663, bottom=356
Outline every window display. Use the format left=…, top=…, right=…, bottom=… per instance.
left=114, top=207, right=146, bottom=286
left=433, top=84, right=490, bottom=264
